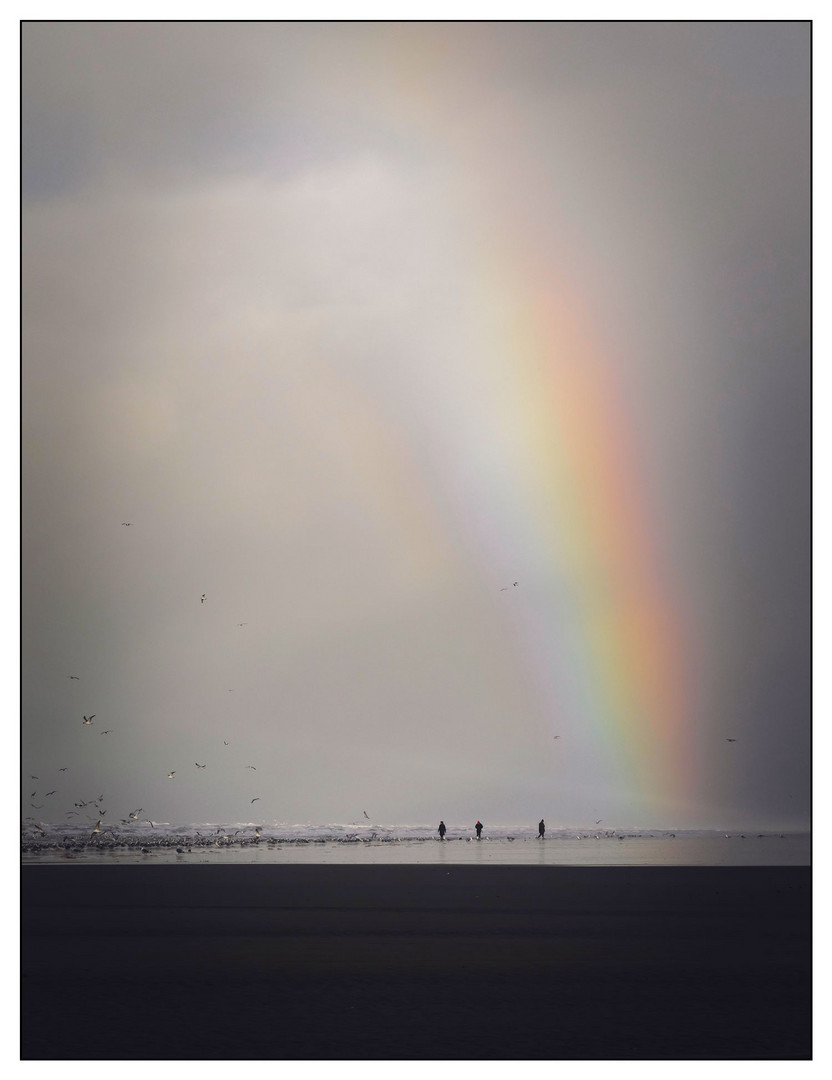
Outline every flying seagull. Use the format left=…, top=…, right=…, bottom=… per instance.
left=100, top=729, right=113, bottom=735
left=201, top=594, right=206, bottom=604
left=59, top=767, right=69, bottom=772
left=364, top=811, right=370, bottom=819
left=167, top=771, right=175, bottom=779
left=236, top=623, right=247, bottom=627
left=726, top=738, right=737, bottom=742
left=195, top=762, right=206, bottom=769
left=121, top=522, right=132, bottom=526
left=129, top=808, right=142, bottom=820
left=67, top=675, right=80, bottom=680
left=45, top=790, right=57, bottom=797
left=251, top=797, right=260, bottom=804
left=91, top=821, right=101, bottom=835
left=223, top=740, right=230, bottom=746
left=500, top=582, right=520, bottom=590
left=29, top=775, right=39, bottom=780
left=82, top=715, right=95, bottom=725
left=245, top=765, right=256, bottom=770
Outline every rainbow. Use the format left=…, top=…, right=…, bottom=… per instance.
left=330, top=248, right=696, bottom=811
left=304, top=30, right=697, bottom=814
left=486, top=272, right=694, bottom=808
left=413, top=48, right=695, bottom=811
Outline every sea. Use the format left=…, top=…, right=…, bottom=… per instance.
left=20, top=822, right=810, bottom=866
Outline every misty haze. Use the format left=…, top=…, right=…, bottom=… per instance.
left=22, top=22, right=810, bottom=834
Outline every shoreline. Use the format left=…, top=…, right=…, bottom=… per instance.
left=20, top=831, right=811, bottom=867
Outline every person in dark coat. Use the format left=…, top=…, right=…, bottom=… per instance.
left=438, top=820, right=447, bottom=840
left=475, top=820, right=483, bottom=839
left=538, top=819, right=545, bottom=838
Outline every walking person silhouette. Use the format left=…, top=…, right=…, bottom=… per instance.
left=438, top=820, right=447, bottom=840
left=538, top=819, right=545, bottom=839
left=475, top=820, right=483, bottom=840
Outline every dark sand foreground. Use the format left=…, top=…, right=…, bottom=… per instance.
left=21, top=865, right=810, bottom=1060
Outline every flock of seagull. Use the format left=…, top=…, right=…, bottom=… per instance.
left=24, top=584, right=275, bottom=843
left=26, top=571, right=532, bottom=842
left=24, top=551, right=744, bottom=846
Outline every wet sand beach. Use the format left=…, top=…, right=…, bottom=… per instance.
left=21, top=864, right=811, bottom=1059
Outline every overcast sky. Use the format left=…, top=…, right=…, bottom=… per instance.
left=22, top=22, right=809, bottom=829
